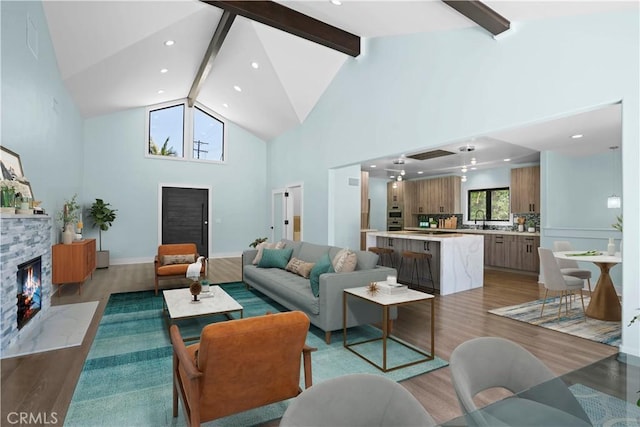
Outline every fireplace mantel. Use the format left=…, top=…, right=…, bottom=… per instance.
left=1, top=215, right=53, bottom=353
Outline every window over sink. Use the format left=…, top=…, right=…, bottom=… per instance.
left=468, top=187, right=510, bottom=222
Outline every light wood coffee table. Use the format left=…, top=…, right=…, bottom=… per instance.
left=163, top=286, right=243, bottom=340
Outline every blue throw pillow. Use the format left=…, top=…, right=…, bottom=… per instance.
left=309, top=252, right=332, bottom=297
left=258, top=248, right=293, bottom=269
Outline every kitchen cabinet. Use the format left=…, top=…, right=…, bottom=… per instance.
left=513, top=235, right=540, bottom=272
left=52, top=238, right=96, bottom=294
left=484, top=234, right=539, bottom=272
left=387, top=181, right=404, bottom=208
left=402, top=181, right=417, bottom=227
left=511, top=166, right=540, bottom=213
left=361, top=171, right=369, bottom=229
left=412, top=176, right=461, bottom=214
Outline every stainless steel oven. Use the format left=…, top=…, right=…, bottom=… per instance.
left=387, top=219, right=403, bottom=231
left=388, top=210, right=403, bottom=220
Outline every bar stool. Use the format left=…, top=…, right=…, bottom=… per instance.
left=368, top=247, right=395, bottom=268
left=400, top=251, right=435, bottom=292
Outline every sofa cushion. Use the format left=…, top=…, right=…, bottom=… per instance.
left=309, top=253, right=332, bottom=297
left=244, top=265, right=319, bottom=315
left=355, top=250, right=379, bottom=271
left=162, top=254, right=196, bottom=266
left=286, top=257, right=315, bottom=279
left=258, top=248, right=293, bottom=269
left=253, top=240, right=285, bottom=265
left=297, top=242, right=330, bottom=263
left=332, top=248, right=357, bottom=273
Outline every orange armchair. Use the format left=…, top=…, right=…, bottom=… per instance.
left=170, top=311, right=315, bottom=427
left=154, top=243, right=205, bottom=295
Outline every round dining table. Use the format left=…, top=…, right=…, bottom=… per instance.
left=554, top=251, right=621, bottom=321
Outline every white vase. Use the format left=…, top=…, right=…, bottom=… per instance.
left=63, top=224, right=74, bottom=245
left=518, top=225, right=524, bottom=232
left=607, top=237, right=615, bottom=256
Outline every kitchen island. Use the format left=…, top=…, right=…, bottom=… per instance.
left=366, top=231, right=484, bottom=295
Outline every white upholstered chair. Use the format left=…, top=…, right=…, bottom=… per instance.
left=450, top=337, right=591, bottom=426
left=280, top=373, right=436, bottom=427
left=553, top=241, right=592, bottom=295
left=538, top=248, right=586, bottom=321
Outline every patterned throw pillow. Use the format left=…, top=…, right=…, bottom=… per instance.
left=286, top=257, right=316, bottom=279
left=161, top=254, right=196, bottom=265
left=258, top=248, right=293, bottom=269
left=252, top=240, right=285, bottom=265
left=332, top=248, right=357, bottom=273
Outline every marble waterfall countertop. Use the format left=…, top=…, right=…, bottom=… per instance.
left=366, top=231, right=483, bottom=296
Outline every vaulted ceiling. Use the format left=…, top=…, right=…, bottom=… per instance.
left=42, top=1, right=635, bottom=141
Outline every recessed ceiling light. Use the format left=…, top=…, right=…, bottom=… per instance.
left=251, top=62, right=259, bottom=69
left=222, top=103, right=229, bottom=108
left=470, top=157, right=477, bottom=165
left=160, top=68, right=168, bottom=74
left=471, top=167, right=477, bottom=170
left=370, top=165, right=376, bottom=168
left=330, top=0, right=342, bottom=5
left=157, top=90, right=164, bottom=94
left=571, top=134, right=584, bottom=139
left=504, top=158, right=511, bottom=162
left=164, top=40, right=175, bottom=46
left=417, top=171, right=423, bottom=174
left=389, top=175, right=395, bottom=179
left=461, top=166, right=468, bottom=173
left=233, top=85, right=242, bottom=92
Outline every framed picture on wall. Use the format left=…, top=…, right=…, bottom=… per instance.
left=1, top=146, right=25, bottom=181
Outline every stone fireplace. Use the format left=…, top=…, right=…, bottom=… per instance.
left=1, top=214, right=52, bottom=354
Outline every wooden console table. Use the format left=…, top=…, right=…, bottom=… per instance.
left=52, top=239, right=96, bottom=295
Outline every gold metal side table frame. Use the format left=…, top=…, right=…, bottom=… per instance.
left=343, top=287, right=435, bottom=372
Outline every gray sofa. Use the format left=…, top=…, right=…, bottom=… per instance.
left=242, top=239, right=397, bottom=343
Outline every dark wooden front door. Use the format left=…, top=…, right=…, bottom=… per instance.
left=162, top=187, right=209, bottom=257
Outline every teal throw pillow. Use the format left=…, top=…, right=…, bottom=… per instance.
left=309, top=252, right=332, bottom=297
left=258, top=248, right=293, bottom=269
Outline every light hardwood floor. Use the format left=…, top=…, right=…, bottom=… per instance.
left=1, top=260, right=618, bottom=426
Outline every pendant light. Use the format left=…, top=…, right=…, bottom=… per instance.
left=607, top=146, right=621, bottom=209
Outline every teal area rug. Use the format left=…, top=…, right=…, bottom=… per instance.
left=65, top=283, right=448, bottom=426
left=489, top=296, right=621, bottom=347
left=569, top=384, right=640, bottom=427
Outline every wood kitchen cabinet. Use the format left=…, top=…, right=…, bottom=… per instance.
left=387, top=181, right=404, bottom=207
left=511, top=166, right=540, bottom=213
left=513, top=235, right=540, bottom=272
left=484, top=234, right=539, bottom=273
left=412, top=176, right=461, bottom=214
left=402, top=181, right=417, bottom=227
left=52, top=238, right=96, bottom=294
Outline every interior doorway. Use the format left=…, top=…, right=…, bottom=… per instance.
left=272, top=184, right=303, bottom=242
left=159, top=185, right=210, bottom=257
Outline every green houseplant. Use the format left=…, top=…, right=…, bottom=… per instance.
left=89, top=198, right=117, bottom=268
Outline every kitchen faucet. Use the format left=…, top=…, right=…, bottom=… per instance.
left=474, top=210, right=487, bottom=230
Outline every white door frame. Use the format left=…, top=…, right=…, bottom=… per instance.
left=271, top=183, right=303, bottom=242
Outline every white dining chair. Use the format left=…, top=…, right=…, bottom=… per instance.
left=553, top=241, right=593, bottom=295
left=538, top=248, right=586, bottom=321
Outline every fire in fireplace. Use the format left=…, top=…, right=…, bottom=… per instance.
left=17, top=256, right=42, bottom=330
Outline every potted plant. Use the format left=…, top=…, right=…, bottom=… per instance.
left=56, top=194, right=80, bottom=244
left=526, top=220, right=536, bottom=233
left=89, top=198, right=117, bottom=268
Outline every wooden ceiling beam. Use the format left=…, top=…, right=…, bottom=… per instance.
left=202, top=0, right=360, bottom=57
left=442, top=0, right=510, bottom=36
left=188, top=10, right=236, bottom=107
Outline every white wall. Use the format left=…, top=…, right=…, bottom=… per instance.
left=1, top=1, right=84, bottom=245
